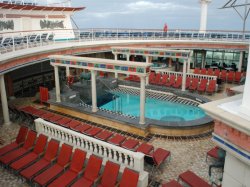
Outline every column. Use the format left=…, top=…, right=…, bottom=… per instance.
left=187, top=51, right=193, bottom=73
left=0, top=74, right=11, bottom=125
left=139, top=76, right=146, bottom=125
left=182, top=60, right=187, bottom=91
left=145, top=56, right=150, bottom=85
left=168, top=58, right=172, bottom=68
left=114, top=54, right=118, bottom=78
left=91, top=70, right=98, bottom=112
left=54, top=66, right=61, bottom=102
left=126, top=54, right=130, bottom=61
left=66, top=66, right=70, bottom=77
left=238, top=51, right=244, bottom=72
left=240, top=46, right=250, bottom=116
left=201, top=51, right=206, bottom=68
left=199, top=0, right=212, bottom=33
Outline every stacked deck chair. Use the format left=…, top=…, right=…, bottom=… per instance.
left=214, top=69, right=220, bottom=78
left=71, top=154, right=103, bottom=187
left=172, top=76, right=182, bottom=89
left=165, top=75, right=176, bottom=87
left=0, top=126, right=28, bottom=157
left=227, top=71, right=235, bottom=83
left=97, top=161, right=120, bottom=187
left=197, top=79, right=208, bottom=93
left=20, top=139, right=59, bottom=181
left=151, top=73, right=161, bottom=85
left=220, top=70, right=227, bottom=82
left=159, top=74, right=168, bottom=86
left=206, top=80, right=216, bottom=94
left=0, top=130, right=37, bottom=166
left=119, top=168, right=139, bottom=187
left=10, top=134, right=48, bottom=171
left=185, top=77, right=191, bottom=89
left=234, top=72, right=242, bottom=84
left=33, top=143, right=73, bottom=186
left=189, top=78, right=199, bottom=91
left=48, top=149, right=87, bottom=187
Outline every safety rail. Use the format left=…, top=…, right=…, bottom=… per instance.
left=154, top=70, right=217, bottom=81
left=0, top=28, right=249, bottom=55
left=35, top=118, right=145, bottom=172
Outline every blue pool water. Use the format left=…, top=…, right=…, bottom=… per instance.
left=100, top=92, right=206, bottom=122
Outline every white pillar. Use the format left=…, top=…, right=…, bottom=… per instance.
left=126, top=54, right=130, bottom=61
left=0, top=75, right=11, bottom=125
left=145, top=56, right=150, bottom=85
left=66, top=66, right=70, bottom=77
left=201, top=51, right=206, bottom=68
left=54, top=66, right=61, bottom=102
left=139, top=76, right=146, bottom=125
left=182, top=60, right=187, bottom=91
left=199, top=0, right=212, bottom=33
left=91, top=70, right=98, bottom=112
left=240, top=47, right=250, bottom=116
left=238, top=51, right=244, bottom=72
left=187, top=51, right=193, bottom=73
left=114, top=54, right=118, bottom=78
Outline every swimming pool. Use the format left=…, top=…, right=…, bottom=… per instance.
left=100, top=92, right=206, bottom=122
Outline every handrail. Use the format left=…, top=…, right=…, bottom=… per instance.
left=35, top=118, right=145, bottom=172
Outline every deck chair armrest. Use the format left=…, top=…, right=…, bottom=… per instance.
left=93, top=175, right=102, bottom=186
left=63, top=163, right=70, bottom=171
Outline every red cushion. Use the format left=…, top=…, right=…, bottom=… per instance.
left=68, top=120, right=81, bottom=129
left=33, top=164, right=64, bottom=186
left=136, top=143, right=154, bottom=155
left=48, top=170, right=78, bottom=187
left=162, top=180, right=182, bottom=187
left=71, top=177, right=93, bottom=187
left=0, top=142, right=19, bottom=156
left=33, top=110, right=46, bottom=117
left=16, top=126, right=28, bottom=144
left=0, top=147, right=29, bottom=164
left=84, top=127, right=102, bottom=136
left=108, top=134, right=126, bottom=146
left=179, top=170, right=212, bottom=187
left=70, top=149, right=86, bottom=173
left=119, top=168, right=139, bottom=187
left=207, top=147, right=219, bottom=159
left=49, top=115, right=63, bottom=123
left=41, top=112, right=54, bottom=120
left=57, top=144, right=72, bottom=166
left=20, top=159, right=50, bottom=179
left=121, top=139, right=140, bottom=150
left=100, top=161, right=120, bottom=187
left=57, top=117, right=71, bottom=126
left=153, top=148, right=170, bottom=166
left=95, top=130, right=113, bottom=141
left=10, top=152, right=38, bottom=170
left=74, top=124, right=91, bottom=132
left=83, top=155, right=102, bottom=182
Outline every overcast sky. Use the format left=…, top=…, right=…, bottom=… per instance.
left=50, top=0, right=249, bottom=31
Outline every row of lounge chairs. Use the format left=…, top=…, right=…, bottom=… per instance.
left=194, top=68, right=243, bottom=83
left=0, top=33, right=54, bottom=53
left=0, top=127, right=140, bottom=187
left=9, top=106, right=171, bottom=172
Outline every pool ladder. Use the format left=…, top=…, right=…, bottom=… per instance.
left=112, top=95, right=122, bottom=114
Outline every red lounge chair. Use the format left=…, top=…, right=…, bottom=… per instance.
left=10, top=134, right=48, bottom=171
left=108, top=134, right=126, bottom=146
left=207, top=68, right=213, bottom=76
left=121, top=139, right=140, bottom=151
left=189, top=78, right=199, bottom=91
left=71, top=155, right=103, bottom=187
left=193, top=68, right=200, bottom=74
left=197, top=79, right=208, bottom=93
left=206, top=80, right=216, bottom=94
left=172, top=76, right=182, bottom=89
left=151, top=73, right=161, bottom=85
left=49, top=114, right=63, bottom=123
left=162, top=180, right=182, bottom=187
left=133, top=76, right=140, bottom=82
left=234, top=72, right=242, bottom=84
left=40, top=112, right=55, bottom=121
left=214, top=69, right=220, bottom=77
left=48, top=149, right=87, bottom=187
left=97, top=161, right=120, bottom=187
left=56, top=117, right=72, bottom=127
left=159, top=74, right=168, bottom=86
left=68, top=120, right=81, bottom=129
left=206, top=146, right=219, bottom=161
left=165, top=75, right=176, bottom=87
left=200, top=68, right=207, bottom=75
left=0, top=130, right=37, bottom=165
left=125, top=75, right=134, bottom=81
left=136, top=143, right=154, bottom=155
left=32, top=110, right=47, bottom=118
left=20, top=139, right=59, bottom=180
left=149, top=72, right=156, bottom=84
left=178, top=170, right=212, bottom=187
left=84, top=126, right=102, bottom=136
left=73, top=123, right=92, bottom=133
left=220, top=70, right=227, bottom=81
left=33, top=144, right=73, bottom=186
left=119, top=168, right=139, bottom=187
left=0, top=126, right=28, bottom=156
left=227, top=71, right=235, bottom=83
left=95, top=130, right=113, bottom=141
left=185, top=77, right=191, bottom=89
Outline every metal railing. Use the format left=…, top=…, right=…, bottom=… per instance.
left=1, top=28, right=249, bottom=55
